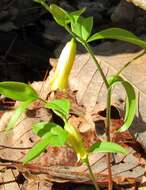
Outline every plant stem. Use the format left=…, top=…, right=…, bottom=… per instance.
left=117, top=50, right=145, bottom=75
left=84, top=157, right=100, bottom=190
left=65, top=26, right=109, bottom=89
left=84, top=42, right=113, bottom=190
left=65, top=26, right=112, bottom=189
left=106, top=89, right=112, bottom=141
left=106, top=89, right=112, bottom=190
left=83, top=43, right=109, bottom=89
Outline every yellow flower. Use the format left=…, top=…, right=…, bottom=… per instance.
left=64, top=122, right=87, bottom=161
left=50, top=38, right=76, bottom=90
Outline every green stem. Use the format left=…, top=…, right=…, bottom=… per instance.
left=106, top=89, right=112, bottom=190
left=65, top=26, right=109, bottom=89
left=65, top=25, right=112, bottom=189
left=39, top=97, right=47, bottom=103
left=117, top=50, right=145, bottom=75
left=106, top=89, right=111, bottom=141
left=83, top=42, right=109, bottom=89
left=84, top=40, right=113, bottom=189
left=84, top=157, right=100, bottom=190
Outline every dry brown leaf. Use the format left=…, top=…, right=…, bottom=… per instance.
left=127, top=0, right=146, bottom=10
left=69, top=41, right=146, bottom=153
left=0, top=42, right=146, bottom=189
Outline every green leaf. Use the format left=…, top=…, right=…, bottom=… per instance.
left=23, top=122, right=68, bottom=163
left=89, top=141, right=127, bottom=155
left=71, top=16, right=93, bottom=41
left=69, top=8, right=86, bottom=23
left=34, top=1, right=85, bottom=27
left=32, top=121, right=49, bottom=137
left=0, top=82, right=38, bottom=101
left=7, top=99, right=34, bottom=130
left=88, top=28, right=146, bottom=49
left=32, top=121, right=66, bottom=138
left=34, top=2, right=70, bottom=26
left=49, top=4, right=70, bottom=26
left=107, top=75, right=136, bottom=132
left=45, top=99, right=70, bottom=120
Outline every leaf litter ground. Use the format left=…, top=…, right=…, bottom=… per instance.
left=0, top=41, right=146, bottom=190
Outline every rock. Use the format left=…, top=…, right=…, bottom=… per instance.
left=132, top=9, right=146, bottom=34
left=77, top=1, right=103, bottom=22
left=43, top=21, right=70, bottom=43
left=0, top=7, right=18, bottom=31
left=0, top=31, right=51, bottom=82
left=111, top=0, right=136, bottom=23
left=59, top=0, right=75, bottom=11
left=0, top=22, right=17, bottom=32
left=0, top=0, right=43, bottom=30
left=134, top=15, right=146, bottom=34
left=78, top=1, right=105, bottom=13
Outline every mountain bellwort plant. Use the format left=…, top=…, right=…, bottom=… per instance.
left=0, top=1, right=146, bottom=189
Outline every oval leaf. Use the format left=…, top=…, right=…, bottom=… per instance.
left=23, top=122, right=68, bottom=163
left=32, top=121, right=67, bottom=138
left=34, top=2, right=70, bottom=26
left=0, top=82, right=38, bottom=101
left=35, top=1, right=85, bottom=27
left=7, top=99, right=34, bottom=130
left=70, top=8, right=86, bottom=23
left=71, top=16, right=93, bottom=41
left=32, top=121, right=49, bottom=137
left=88, top=28, right=146, bottom=49
left=50, top=4, right=70, bottom=26
left=89, top=141, right=127, bottom=155
left=107, top=75, right=136, bottom=132
left=45, top=99, right=70, bottom=120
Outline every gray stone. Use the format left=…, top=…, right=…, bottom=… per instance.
left=59, top=0, right=75, bottom=11
left=43, top=21, right=70, bottom=43
left=111, top=0, right=136, bottom=23
left=0, top=22, right=17, bottom=31
left=77, top=1, right=103, bottom=22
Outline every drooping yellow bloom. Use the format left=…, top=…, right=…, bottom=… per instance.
left=50, top=38, right=76, bottom=90
left=64, top=122, right=87, bottom=161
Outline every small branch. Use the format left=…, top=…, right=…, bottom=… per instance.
left=65, top=25, right=112, bottom=190
left=65, top=26, right=109, bottom=90
left=84, top=43, right=109, bottom=89
left=84, top=157, right=100, bottom=190
left=117, top=50, right=145, bottom=75
left=106, top=89, right=112, bottom=190
left=0, top=145, right=32, bottom=150
left=0, top=157, right=20, bottom=163
left=0, top=180, right=17, bottom=185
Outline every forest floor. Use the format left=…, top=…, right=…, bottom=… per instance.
left=0, top=0, right=146, bottom=189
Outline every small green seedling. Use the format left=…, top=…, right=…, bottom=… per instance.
left=0, top=1, right=146, bottom=189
